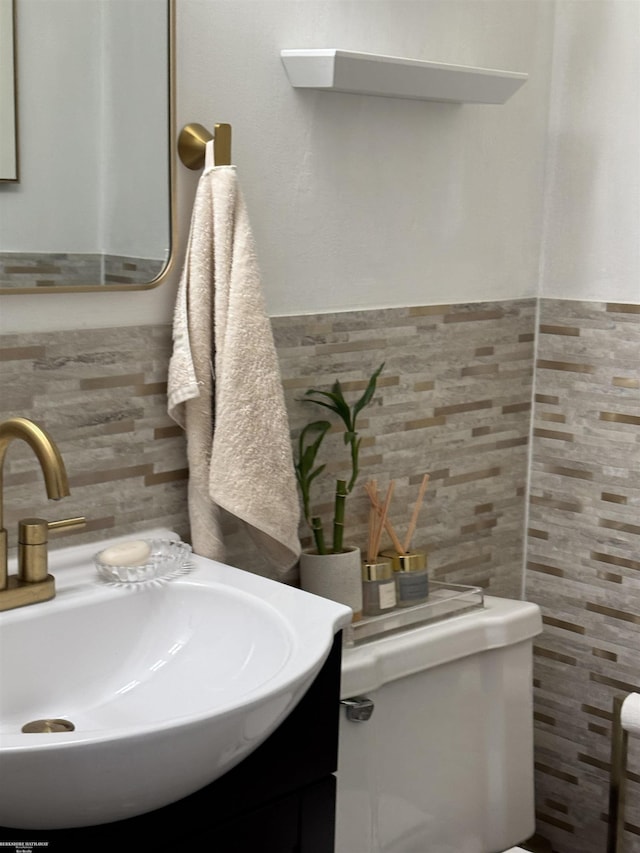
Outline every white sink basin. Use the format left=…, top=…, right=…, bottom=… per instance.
left=0, top=528, right=351, bottom=830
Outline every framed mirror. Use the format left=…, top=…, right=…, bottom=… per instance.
left=0, top=0, right=176, bottom=293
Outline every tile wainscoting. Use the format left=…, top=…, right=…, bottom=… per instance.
left=528, top=300, right=640, bottom=853
left=272, top=300, right=535, bottom=597
left=0, top=325, right=191, bottom=547
left=0, top=298, right=535, bottom=596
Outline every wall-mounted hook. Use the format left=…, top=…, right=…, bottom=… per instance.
left=178, top=123, right=232, bottom=169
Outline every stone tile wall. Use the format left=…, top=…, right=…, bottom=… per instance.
left=527, top=300, right=640, bottom=853
left=0, top=326, right=191, bottom=549
left=0, top=298, right=534, bottom=599
left=272, top=300, right=535, bottom=597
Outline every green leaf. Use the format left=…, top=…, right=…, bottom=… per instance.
left=346, top=435, right=362, bottom=493
left=330, top=380, right=354, bottom=430
left=295, top=420, right=331, bottom=528
left=352, top=362, right=385, bottom=420
left=304, top=386, right=352, bottom=428
left=298, top=420, right=330, bottom=458
left=307, top=465, right=326, bottom=485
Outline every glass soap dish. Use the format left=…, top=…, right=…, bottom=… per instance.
left=344, top=581, right=484, bottom=647
left=94, top=539, right=192, bottom=583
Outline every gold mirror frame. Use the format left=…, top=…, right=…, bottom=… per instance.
left=0, top=0, right=18, bottom=183
left=0, top=0, right=177, bottom=295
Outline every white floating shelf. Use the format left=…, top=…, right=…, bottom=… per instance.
left=280, top=49, right=527, bottom=105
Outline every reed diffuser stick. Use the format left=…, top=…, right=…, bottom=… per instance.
left=366, top=479, right=379, bottom=561
left=403, top=473, right=430, bottom=553
left=365, top=480, right=406, bottom=555
left=367, top=505, right=377, bottom=562
left=372, top=480, right=395, bottom=558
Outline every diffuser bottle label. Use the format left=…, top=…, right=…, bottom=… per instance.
left=378, top=580, right=397, bottom=610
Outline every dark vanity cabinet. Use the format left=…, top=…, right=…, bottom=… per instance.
left=0, top=633, right=343, bottom=853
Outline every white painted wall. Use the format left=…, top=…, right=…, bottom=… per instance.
left=540, top=0, right=640, bottom=304
left=3, top=0, right=555, bottom=333
left=182, top=0, right=553, bottom=317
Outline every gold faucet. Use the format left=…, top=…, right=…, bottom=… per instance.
left=0, top=417, right=85, bottom=611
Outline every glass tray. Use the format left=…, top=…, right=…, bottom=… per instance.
left=344, top=581, right=484, bottom=646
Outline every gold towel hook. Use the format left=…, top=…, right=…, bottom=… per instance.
left=177, top=122, right=232, bottom=169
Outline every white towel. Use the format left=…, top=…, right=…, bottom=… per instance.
left=167, top=163, right=301, bottom=574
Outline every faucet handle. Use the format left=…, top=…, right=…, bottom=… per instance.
left=19, top=516, right=86, bottom=542
left=47, top=516, right=86, bottom=535
left=18, top=516, right=86, bottom=583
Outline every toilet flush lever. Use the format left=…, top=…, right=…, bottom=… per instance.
left=341, top=696, right=374, bottom=722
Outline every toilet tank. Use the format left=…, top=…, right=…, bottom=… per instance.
left=335, top=596, right=543, bottom=853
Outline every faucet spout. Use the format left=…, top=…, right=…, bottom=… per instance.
left=0, top=417, right=70, bottom=590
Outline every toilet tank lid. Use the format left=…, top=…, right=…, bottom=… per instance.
left=340, top=595, right=542, bottom=698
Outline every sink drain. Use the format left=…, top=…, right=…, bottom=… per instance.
left=22, top=718, right=75, bottom=733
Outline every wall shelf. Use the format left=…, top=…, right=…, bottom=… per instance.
left=280, top=49, right=527, bottom=105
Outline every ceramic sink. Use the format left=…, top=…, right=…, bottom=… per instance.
left=0, top=528, right=351, bottom=830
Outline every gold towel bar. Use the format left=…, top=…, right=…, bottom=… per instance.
left=178, top=122, right=232, bottom=169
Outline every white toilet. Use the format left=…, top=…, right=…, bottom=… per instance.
left=335, top=595, right=543, bottom=853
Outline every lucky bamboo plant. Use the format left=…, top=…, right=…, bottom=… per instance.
left=294, top=362, right=384, bottom=555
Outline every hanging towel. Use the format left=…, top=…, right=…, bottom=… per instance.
left=167, top=159, right=301, bottom=574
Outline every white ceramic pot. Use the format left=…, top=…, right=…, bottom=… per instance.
left=299, top=545, right=363, bottom=622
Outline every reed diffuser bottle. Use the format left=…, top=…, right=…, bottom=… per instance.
left=381, top=549, right=429, bottom=607
left=361, top=558, right=396, bottom=616
left=361, top=484, right=397, bottom=616
left=366, top=473, right=431, bottom=609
